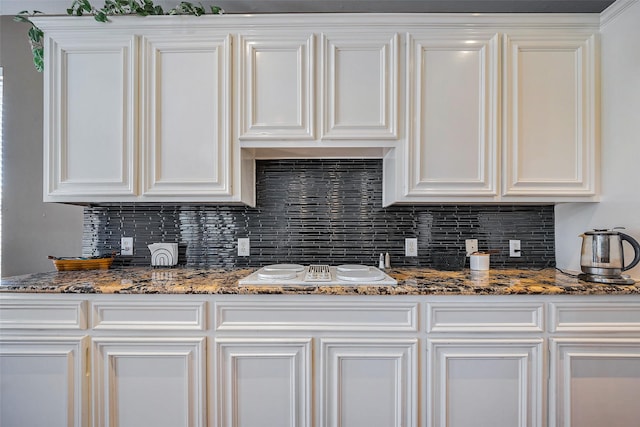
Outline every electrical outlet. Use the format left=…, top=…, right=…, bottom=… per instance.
left=405, top=238, right=418, bottom=257
left=121, top=237, right=133, bottom=256
left=509, top=240, right=522, bottom=257
left=238, top=238, right=250, bottom=257
left=465, top=239, right=478, bottom=256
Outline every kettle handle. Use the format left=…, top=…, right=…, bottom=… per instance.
left=620, top=233, right=640, bottom=271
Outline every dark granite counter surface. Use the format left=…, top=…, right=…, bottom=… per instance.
left=1, top=267, right=639, bottom=295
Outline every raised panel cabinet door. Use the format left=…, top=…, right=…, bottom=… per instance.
left=407, top=32, right=499, bottom=197
left=550, top=339, right=640, bottom=427
left=142, top=33, right=232, bottom=197
left=321, top=32, right=399, bottom=139
left=238, top=33, right=315, bottom=140
left=428, top=339, right=543, bottom=427
left=0, top=337, right=88, bottom=427
left=214, top=338, right=312, bottom=427
left=320, top=338, right=418, bottom=427
left=43, top=34, right=137, bottom=201
left=503, top=33, right=598, bottom=197
left=92, top=337, right=205, bottom=427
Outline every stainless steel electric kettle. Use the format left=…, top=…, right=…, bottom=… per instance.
left=579, top=228, right=640, bottom=284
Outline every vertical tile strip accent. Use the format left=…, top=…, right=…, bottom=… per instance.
left=83, top=160, right=555, bottom=268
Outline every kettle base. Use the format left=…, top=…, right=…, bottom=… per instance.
left=578, top=273, right=636, bottom=285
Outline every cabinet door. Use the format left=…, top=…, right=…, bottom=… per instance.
left=321, top=338, right=418, bottom=427
left=142, top=34, right=232, bottom=197
left=238, top=33, right=315, bottom=140
left=321, top=32, right=399, bottom=139
left=44, top=34, right=137, bottom=201
left=215, top=338, right=312, bottom=427
left=406, top=32, right=499, bottom=197
left=92, top=337, right=205, bottom=427
left=428, top=338, right=543, bottom=427
left=503, top=33, right=598, bottom=197
left=0, top=337, right=88, bottom=427
left=550, top=339, right=640, bottom=427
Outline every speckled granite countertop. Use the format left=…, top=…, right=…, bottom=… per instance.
left=1, top=267, right=639, bottom=295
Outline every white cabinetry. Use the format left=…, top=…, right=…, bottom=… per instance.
left=92, top=337, right=206, bottom=427
left=213, top=298, right=419, bottom=427
left=429, top=339, right=543, bottom=427
left=89, top=299, right=207, bottom=427
left=0, top=297, right=88, bottom=427
left=215, top=338, right=312, bottom=427
left=0, top=337, right=88, bottom=427
left=321, top=339, right=417, bottom=427
left=503, top=32, right=598, bottom=198
left=238, top=33, right=315, bottom=140
left=36, top=18, right=251, bottom=205
left=426, top=300, right=545, bottom=427
left=321, top=32, right=399, bottom=140
left=395, top=27, right=599, bottom=204
left=6, top=293, right=640, bottom=427
left=406, top=32, right=499, bottom=198
left=549, top=301, right=640, bottom=427
left=141, top=33, right=232, bottom=198
left=43, top=33, right=137, bottom=202
left=36, top=15, right=600, bottom=205
left=238, top=30, right=400, bottom=145
left=550, top=339, right=640, bottom=427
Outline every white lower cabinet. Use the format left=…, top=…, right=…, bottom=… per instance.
left=0, top=336, right=88, bottom=427
left=92, top=337, right=206, bottom=427
left=5, top=295, right=640, bottom=427
left=321, top=338, right=418, bottom=427
left=550, top=338, right=640, bottom=427
left=214, top=338, right=312, bottom=427
left=428, top=338, right=543, bottom=427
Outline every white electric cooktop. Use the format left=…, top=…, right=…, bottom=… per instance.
left=239, top=264, right=397, bottom=286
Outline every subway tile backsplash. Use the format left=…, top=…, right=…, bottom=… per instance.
left=83, top=159, right=555, bottom=269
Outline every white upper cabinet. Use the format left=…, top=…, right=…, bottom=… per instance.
left=43, top=33, right=137, bottom=202
left=238, top=33, right=315, bottom=140
left=237, top=29, right=400, bottom=144
left=141, top=33, right=232, bottom=198
left=321, top=32, right=399, bottom=140
left=35, top=15, right=600, bottom=205
left=502, top=32, right=598, bottom=198
left=406, top=32, right=499, bottom=198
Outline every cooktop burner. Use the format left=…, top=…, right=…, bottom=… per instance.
left=239, top=264, right=397, bottom=286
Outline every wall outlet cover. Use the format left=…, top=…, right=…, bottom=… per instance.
left=405, top=238, right=418, bottom=257
left=238, top=238, right=250, bottom=257
left=465, top=239, right=478, bottom=257
left=121, top=237, right=133, bottom=256
left=509, top=240, right=522, bottom=257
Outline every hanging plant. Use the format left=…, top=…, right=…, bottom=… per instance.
left=14, top=11, right=45, bottom=72
left=15, top=1, right=224, bottom=72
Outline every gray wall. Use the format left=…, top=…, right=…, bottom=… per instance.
left=1, top=16, right=83, bottom=277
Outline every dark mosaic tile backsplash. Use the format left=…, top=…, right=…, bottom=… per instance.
left=83, top=160, right=555, bottom=269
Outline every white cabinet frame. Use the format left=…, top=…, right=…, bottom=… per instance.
left=214, top=338, right=312, bottom=427
left=428, top=338, right=544, bottom=427
left=92, top=337, right=206, bottom=427
left=502, top=33, right=598, bottom=197
left=141, top=33, right=232, bottom=198
left=238, top=33, right=315, bottom=140
left=44, top=34, right=138, bottom=200
left=321, top=32, right=399, bottom=140
left=406, top=32, right=499, bottom=197
left=320, top=338, right=418, bottom=427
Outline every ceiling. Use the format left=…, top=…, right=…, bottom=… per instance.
left=0, top=0, right=618, bottom=15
